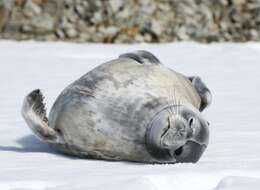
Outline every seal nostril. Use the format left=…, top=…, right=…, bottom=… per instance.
left=188, top=117, right=194, bottom=126
left=174, top=146, right=183, bottom=156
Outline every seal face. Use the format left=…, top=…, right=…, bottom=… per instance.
left=21, top=50, right=212, bottom=164
left=146, top=105, right=209, bottom=163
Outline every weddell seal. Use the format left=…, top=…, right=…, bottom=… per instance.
left=21, top=51, right=212, bottom=164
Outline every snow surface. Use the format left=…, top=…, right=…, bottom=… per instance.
left=0, top=41, right=260, bottom=190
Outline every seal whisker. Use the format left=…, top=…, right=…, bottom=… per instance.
left=178, top=98, right=181, bottom=115
left=164, top=86, right=174, bottom=115
left=172, top=88, right=177, bottom=115
left=170, top=87, right=174, bottom=114
left=176, top=97, right=179, bottom=115
left=166, top=105, right=173, bottom=116
left=166, top=97, right=174, bottom=115
left=168, top=86, right=174, bottom=114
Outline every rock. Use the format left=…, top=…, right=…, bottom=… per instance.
left=117, top=8, right=130, bottom=19
left=78, top=32, right=90, bottom=42
left=23, top=0, right=42, bottom=18
left=134, top=34, right=145, bottom=42
left=30, top=14, right=55, bottom=33
left=67, top=13, right=78, bottom=24
left=151, top=20, right=164, bottom=36
left=144, top=33, right=152, bottom=42
left=102, top=26, right=119, bottom=36
left=220, top=21, right=229, bottom=31
left=249, top=29, right=259, bottom=40
left=0, top=2, right=8, bottom=31
left=1, top=0, right=260, bottom=43
left=233, top=0, right=246, bottom=6
left=39, top=33, right=56, bottom=41
left=64, top=0, right=74, bottom=7
left=109, top=0, right=123, bottom=13
left=75, top=4, right=86, bottom=18
left=219, top=0, right=228, bottom=6
left=59, top=17, right=70, bottom=29
left=65, top=27, right=77, bottom=38
left=21, top=24, right=32, bottom=33
left=77, top=20, right=88, bottom=32
left=176, top=26, right=190, bottom=41
left=55, top=29, right=65, bottom=39
left=91, top=12, right=103, bottom=24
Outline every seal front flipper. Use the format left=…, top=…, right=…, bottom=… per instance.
left=119, top=50, right=161, bottom=65
left=21, top=89, right=64, bottom=144
left=188, top=76, right=212, bottom=111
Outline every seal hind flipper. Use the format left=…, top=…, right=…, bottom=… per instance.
left=119, top=50, right=161, bottom=65
left=188, top=76, right=212, bottom=111
left=21, top=89, right=63, bottom=144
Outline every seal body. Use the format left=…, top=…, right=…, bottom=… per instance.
left=22, top=51, right=212, bottom=163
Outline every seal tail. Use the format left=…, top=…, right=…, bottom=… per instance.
left=21, top=89, right=62, bottom=144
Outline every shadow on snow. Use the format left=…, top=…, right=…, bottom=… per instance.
left=0, top=134, right=55, bottom=154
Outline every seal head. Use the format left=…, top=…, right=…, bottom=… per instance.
left=145, top=105, right=209, bottom=163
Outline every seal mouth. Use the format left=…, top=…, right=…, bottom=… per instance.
left=174, top=146, right=183, bottom=156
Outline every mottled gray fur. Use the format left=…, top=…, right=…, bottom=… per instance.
left=21, top=50, right=212, bottom=163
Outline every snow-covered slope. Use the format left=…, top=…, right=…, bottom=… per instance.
left=0, top=41, right=260, bottom=190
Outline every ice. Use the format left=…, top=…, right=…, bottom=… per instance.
left=0, top=41, right=260, bottom=190
left=214, top=176, right=260, bottom=190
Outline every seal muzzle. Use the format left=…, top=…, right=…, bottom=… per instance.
left=145, top=105, right=209, bottom=163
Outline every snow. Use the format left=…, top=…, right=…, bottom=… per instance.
left=0, top=41, right=260, bottom=190
left=214, top=176, right=260, bottom=190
